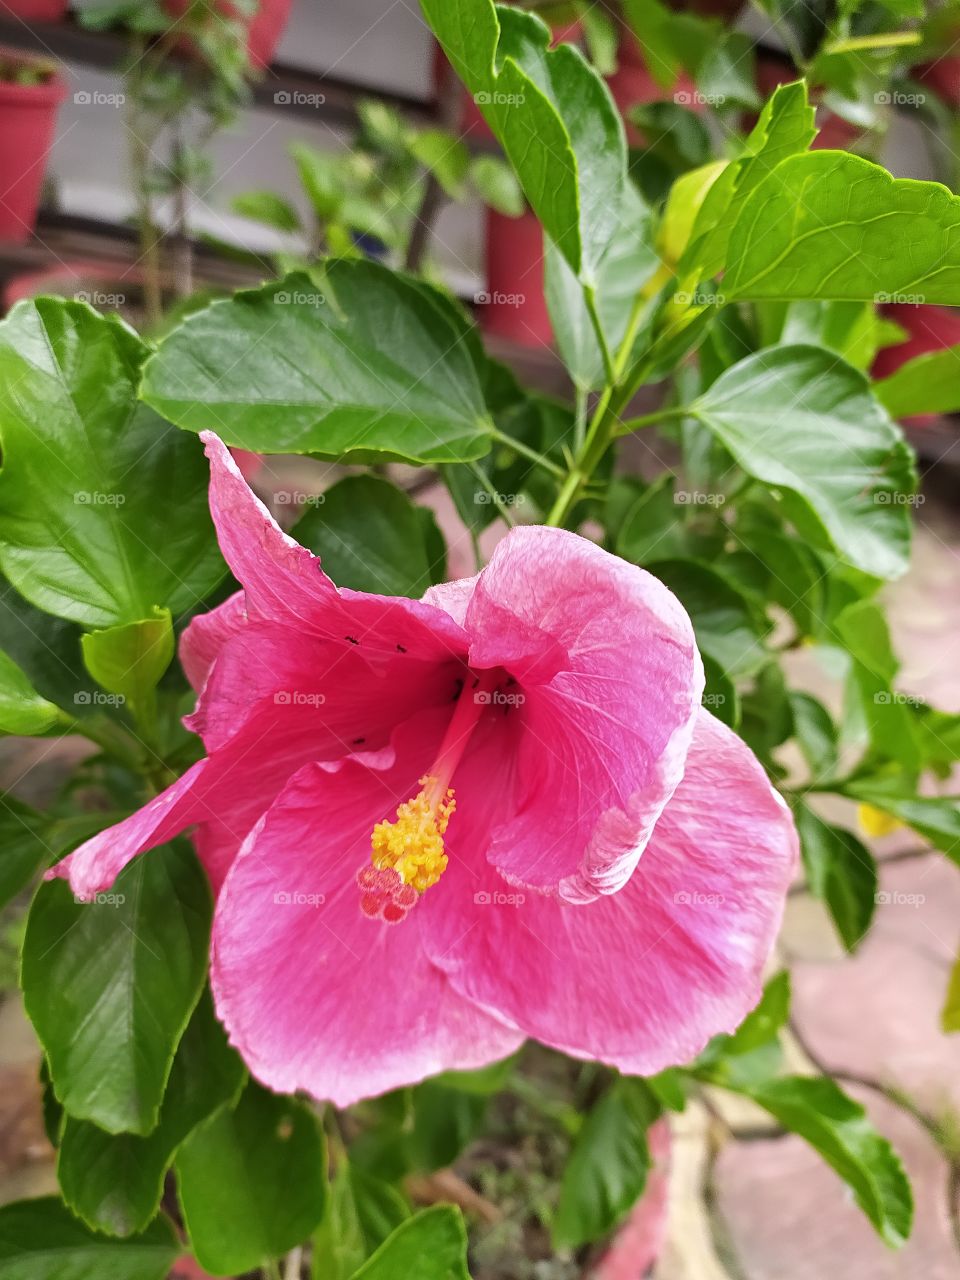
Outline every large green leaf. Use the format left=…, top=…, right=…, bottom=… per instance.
left=58, top=991, right=245, bottom=1237
left=312, top=1164, right=410, bottom=1280
left=292, top=476, right=445, bottom=597
left=795, top=805, right=877, bottom=951
left=724, top=1076, right=912, bottom=1246
left=348, top=1206, right=470, bottom=1280
left=420, top=0, right=626, bottom=283
left=0, top=576, right=87, bottom=714
left=175, top=1081, right=327, bottom=1275
left=0, top=1200, right=178, bottom=1280
left=682, top=81, right=816, bottom=277
left=874, top=344, right=960, bottom=419
left=724, top=152, right=960, bottom=304
left=690, top=346, right=916, bottom=579
left=0, top=300, right=224, bottom=627
left=647, top=559, right=769, bottom=677
left=0, top=803, right=123, bottom=912
left=22, top=840, right=212, bottom=1135
left=0, top=650, right=63, bottom=735
left=141, top=263, right=492, bottom=465
left=553, top=1078, right=660, bottom=1249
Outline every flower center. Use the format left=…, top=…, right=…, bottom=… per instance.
left=356, top=669, right=502, bottom=924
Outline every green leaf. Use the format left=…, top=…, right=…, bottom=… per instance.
left=690, top=346, right=916, bottom=580
left=682, top=81, right=816, bottom=279
left=421, top=0, right=626, bottom=283
left=795, top=806, right=877, bottom=952
left=141, top=263, right=492, bottom=465
left=553, top=1078, right=660, bottom=1249
left=468, top=154, right=524, bottom=217
left=175, top=1081, right=327, bottom=1275
left=410, top=1082, right=487, bottom=1171
left=724, top=151, right=960, bottom=305
left=0, top=576, right=87, bottom=713
left=348, top=1206, right=469, bottom=1280
left=0, top=1198, right=179, bottom=1280
left=81, top=608, right=174, bottom=719
left=842, top=786, right=960, bottom=866
left=0, top=300, right=224, bottom=627
left=22, top=840, right=212, bottom=1135
left=697, top=972, right=789, bottom=1084
left=647, top=559, right=769, bottom=678
left=834, top=600, right=920, bottom=772
left=875, top=344, right=960, bottom=419
left=0, top=649, right=63, bottom=735
left=942, top=951, right=960, bottom=1033
left=789, top=691, right=839, bottom=781
left=292, top=476, right=444, bottom=597
left=407, top=129, right=470, bottom=200
left=0, top=797, right=51, bottom=908
left=231, top=189, right=302, bottom=232
left=58, top=990, right=245, bottom=1237
left=545, top=183, right=660, bottom=389
left=727, top=1076, right=912, bottom=1246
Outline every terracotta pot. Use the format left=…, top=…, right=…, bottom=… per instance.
left=872, top=302, right=960, bottom=425
left=3, top=0, right=68, bottom=19
left=164, top=0, right=293, bottom=70
left=750, top=54, right=862, bottom=150
left=2, top=260, right=168, bottom=327
left=0, top=50, right=66, bottom=243
left=478, top=206, right=553, bottom=349
left=606, top=28, right=701, bottom=146
left=433, top=20, right=583, bottom=141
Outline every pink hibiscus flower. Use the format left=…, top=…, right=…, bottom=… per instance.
left=53, top=433, right=797, bottom=1106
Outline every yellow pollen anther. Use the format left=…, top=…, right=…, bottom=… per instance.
left=370, top=775, right=456, bottom=893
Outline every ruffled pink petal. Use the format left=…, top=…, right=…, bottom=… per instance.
left=180, top=591, right=248, bottom=692
left=202, top=432, right=471, bottom=665
left=421, top=574, right=478, bottom=627
left=211, top=711, right=522, bottom=1106
left=464, top=526, right=703, bottom=899
left=422, top=709, right=797, bottom=1074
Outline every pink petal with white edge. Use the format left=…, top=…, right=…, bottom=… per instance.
left=464, top=526, right=703, bottom=899
left=423, top=709, right=797, bottom=1074
left=180, top=591, right=248, bottom=692
left=211, top=711, right=523, bottom=1106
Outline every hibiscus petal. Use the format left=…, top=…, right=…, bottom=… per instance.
left=211, top=712, right=523, bottom=1106
left=180, top=590, right=248, bottom=692
left=423, top=709, right=797, bottom=1075
left=464, top=526, right=703, bottom=898
left=202, top=432, right=470, bottom=665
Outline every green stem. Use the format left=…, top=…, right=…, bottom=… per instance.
left=490, top=427, right=566, bottom=478
left=584, top=286, right=616, bottom=386
left=617, top=405, right=687, bottom=435
left=262, top=1261, right=282, bottom=1280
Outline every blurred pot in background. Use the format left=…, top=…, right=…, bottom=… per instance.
left=478, top=206, right=553, bottom=349
left=0, top=48, right=66, bottom=243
